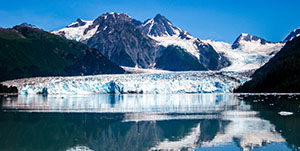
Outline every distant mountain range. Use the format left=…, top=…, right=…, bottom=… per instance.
left=52, top=13, right=229, bottom=71
left=0, top=12, right=299, bottom=93
left=1, top=12, right=299, bottom=83
left=53, top=12, right=289, bottom=71
left=0, top=25, right=124, bottom=82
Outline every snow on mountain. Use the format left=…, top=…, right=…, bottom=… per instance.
left=140, top=14, right=204, bottom=60
left=139, top=14, right=229, bottom=70
left=51, top=19, right=96, bottom=43
left=1, top=71, right=250, bottom=94
left=232, top=33, right=282, bottom=52
left=203, top=34, right=284, bottom=71
left=283, top=27, right=300, bottom=43
left=52, top=13, right=228, bottom=70
left=51, top=13, right=284, bottom=72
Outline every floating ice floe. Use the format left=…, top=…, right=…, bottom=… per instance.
left=278, top=111, right=294, bottom=116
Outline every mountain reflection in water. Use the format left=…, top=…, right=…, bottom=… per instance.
left=0, top=94, right=299, bottom=151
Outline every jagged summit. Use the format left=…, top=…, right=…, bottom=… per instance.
left=232, top=33, right=270, bottom=49
left=19, top=22, right=38, bottom=29
left=235, top=33, right=269, bottom=43
left=141, top=14, right=184, bottom=37
left=66, top=18, right=87, bottom=28
left=91, top=12, right=132, bottom=28
left=283, top=27, right=300, bottom=43
left=51, top=12, right=231, bottom=71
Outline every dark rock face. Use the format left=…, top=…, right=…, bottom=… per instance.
left=131, top=19, right=142, bottom=26
left=283, top=28, right=300, bottom=43
left=0, top=84, right=18, bottom=93
left=67, top=18, right=87, bottom=28
left=194, top=40, right=231, bottom=70
left=0, top=26, right=124, bottom=82
left=232, top=33, right=270, bottom=49
left=19, top=23, right=38, bottom=28
left=235, top=36, right=300, bottom=93
left=86, top=13, right=157, bottom=68
left=155, top=45, right=206, bottom=71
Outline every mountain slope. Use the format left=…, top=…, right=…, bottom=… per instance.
left=54, top=13, right=156, bottom=68
left=155, top=45, right=206, bottom=71
left=234, top=36, right=300, bottom=92
left=139, top=14, right=230, bottom=70
left=0, top=25, right=124, bottom=82
left=204, top=33, right=284, bottom=71
left=283, top=27, right=300, bottom=43
left=86, top=13, right=156, bottom=68
left=52, top=13, right=230, bottom=71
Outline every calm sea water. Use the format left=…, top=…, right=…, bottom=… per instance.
left=0, top=94, right=299, bottom=151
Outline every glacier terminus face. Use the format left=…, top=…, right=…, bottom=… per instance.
left=1, top=71, right=251, bottom=95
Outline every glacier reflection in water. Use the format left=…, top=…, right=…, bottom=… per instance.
left=0, top=94, right=297, bottom=151
left=2, top=94, right=250, bottom=113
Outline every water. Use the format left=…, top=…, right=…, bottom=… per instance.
left=0, top=94, right=299, bottom=151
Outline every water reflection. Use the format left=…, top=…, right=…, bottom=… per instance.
left=1, top=94, right=250, bottom=113
left=0, top=94, right=298, bottom=151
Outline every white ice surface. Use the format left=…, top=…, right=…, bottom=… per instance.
left=1, top=71, right=250, bottom=95
left=51, top=20, right=96, bottom=42
left=203, top=40, right=284, bottom=71
left=278, top=111, right=294, bottom=116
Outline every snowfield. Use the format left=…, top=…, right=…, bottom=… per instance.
left=1, top=71, right=250, bottom=95
left=51, top=20, right=97, bottom=43
left=203, top=39, right=284, bottom=71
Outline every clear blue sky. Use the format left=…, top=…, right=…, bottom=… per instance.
left=0, top=0, right=299, bottom=43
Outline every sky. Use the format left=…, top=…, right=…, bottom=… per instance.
left=0, top=0, right=299, bottom=43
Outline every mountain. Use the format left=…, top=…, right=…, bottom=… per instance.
left=234, top=35, right=300, bottom=92
left=53, top=13, right=156, bottom=68
left=0, top=25, right=124, bottom=82
left=140, top=14, right=187, bottom=38
left=203, top=33, right=284, bottom=71
left=53, top=13, right=230, bottom=71
left=154, top=45, right=206, bottom=71
left=51, top=19, right=96, bottom=43
left=19, top=22, right=38, bottom=29
left=232, top=33, right=270, bottom=49
left=138, top=14, right=230, bottom=70
left=283, top=27, right=300, bottom=43
left=86, top=13, right=157, bottom=68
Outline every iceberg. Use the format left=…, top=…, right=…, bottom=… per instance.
left=1, top=71, right=250, bottom=95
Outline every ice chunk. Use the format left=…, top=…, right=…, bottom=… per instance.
left=278, top=111, right=293, bottom=116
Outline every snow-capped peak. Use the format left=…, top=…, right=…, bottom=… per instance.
left=236, top=33, right=269, bottom=43
left=139, top=14, right=203, bottom=59
left=51, top=12, right=133, bottom=43
left=141, top=14, right=185, bottom=38
left=232, top=33, right=270, bottom=49
left=204, top=33, right=284, bottom=71
left=66, top=18, right=88, bottom=28
left=51, top=18, right=95, bottom=43
left=283, top=27, right=300, bottom=43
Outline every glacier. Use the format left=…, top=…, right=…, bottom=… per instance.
left=1, top=71, right=250, bottom=95
left=203, top=39, right=284, bottom=71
